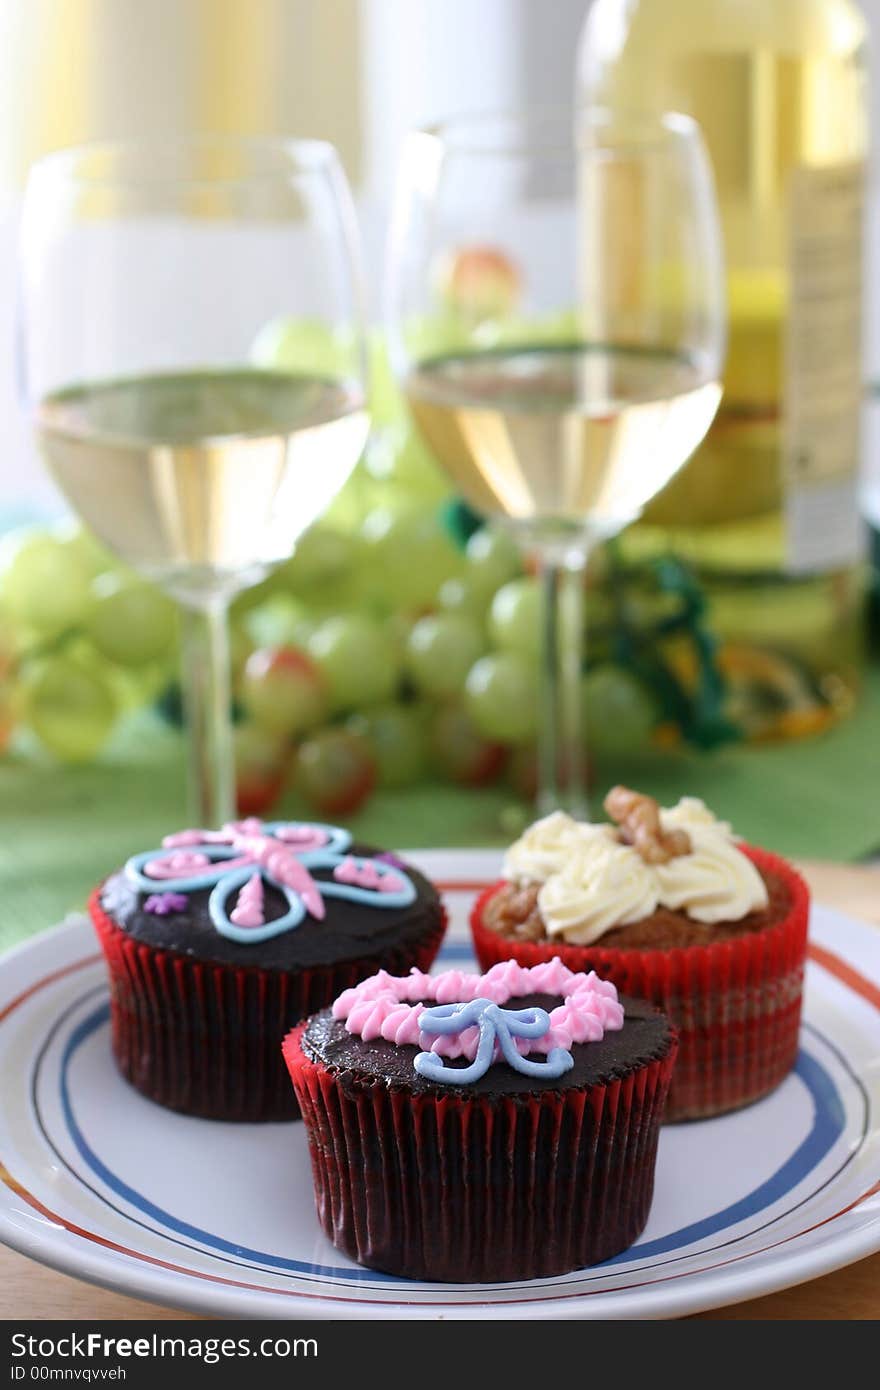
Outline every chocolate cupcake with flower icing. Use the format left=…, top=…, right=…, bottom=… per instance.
left=471, top=788, right=809, bottom=1120
left=283, top=959, right=677, bottom=1281
left=89, top=817, right=445, bottom=1120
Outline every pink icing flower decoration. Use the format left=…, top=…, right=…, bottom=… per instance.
left=230, top=873, right=265, bottom=928
left=126, top=818, right=415, bottom=945
left=274, top=825, right=329, bottom=850
left=332, top=962, right=625, bottom=1062
left=333, top=858, right=405, bottom=894
left=161, top=830, right=211, bottom=848
left=378, top=872, right=406, bottom=894
left=145, top=851, right=212, bottom=879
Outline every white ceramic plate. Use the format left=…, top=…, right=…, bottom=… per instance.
left=1, top=849, right=879, bottom=1320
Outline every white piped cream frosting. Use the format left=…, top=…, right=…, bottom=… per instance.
left=502, top=810, right=615, bottom=884
left=653, top=826, right=767, bottom=924
left=538, top=841, right=659, bottom=944
left=504, top=797, right=769, bottom=943
left=661, top=796, right=732, bottom=838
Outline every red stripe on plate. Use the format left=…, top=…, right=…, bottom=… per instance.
left=808, top=943, right=880, bottom=1012
left=0, top=924, right=878, bottom=1310
left=0, top=954, right=101, bottom=1026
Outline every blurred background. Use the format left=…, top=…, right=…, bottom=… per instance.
left=3, top=0, right=880, bottom=937
left=1, top=0, right=879, bottom=516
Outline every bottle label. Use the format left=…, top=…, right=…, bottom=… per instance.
left=784, top=161, right=865, bottom=574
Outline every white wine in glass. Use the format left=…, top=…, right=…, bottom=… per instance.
left=406, top=344, right=721, bottom=531
left=388, top=109, right=725, bottom=815
left=19, top=138, right=368, bottom=825
left=36, top=369, right=366, bottom=597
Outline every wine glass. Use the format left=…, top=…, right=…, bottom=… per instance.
left=18, top=136, right=368, bottom=826
left=387, top=107, right=725, bottom=816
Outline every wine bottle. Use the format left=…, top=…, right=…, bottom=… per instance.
left=579, top=0, right=868, bottom=738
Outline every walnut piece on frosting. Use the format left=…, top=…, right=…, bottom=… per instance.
left=604, top=786, right=692, bottom=865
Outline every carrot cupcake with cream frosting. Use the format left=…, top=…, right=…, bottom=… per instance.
left=470, top=788, right=809, bottom=1120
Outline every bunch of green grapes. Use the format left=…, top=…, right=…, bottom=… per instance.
left=230, top=514, right=659, bottom=819
left=0, top=509, right=658, bottom=815
left=0, top=522, right=177, bottom=763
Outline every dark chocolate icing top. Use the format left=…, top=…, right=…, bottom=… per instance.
left=100, top=844, right=443, bottom=972
left=301, top=992, right=674, bottom=1099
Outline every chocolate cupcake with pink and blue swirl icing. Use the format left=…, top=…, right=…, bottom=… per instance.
left=90, top=817, right=445, bottom=1121
left=284, top=959, right=676, bottom=1282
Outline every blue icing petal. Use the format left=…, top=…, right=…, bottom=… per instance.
left=125, top=846, right=240, bottom=893
left=414, top=1000, right=574, bottom=1085
left=313, top=854, right=417, bottom=910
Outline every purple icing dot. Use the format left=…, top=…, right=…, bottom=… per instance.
left=144, top=892, right=189, bottom=916
left=375, top=852, right=408, bottom=872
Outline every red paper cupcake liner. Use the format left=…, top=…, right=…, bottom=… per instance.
left=90, top=886, right=447, bottom=1123
left=283, top=1022, right=678, bottom=1282
left=470, top=847, right=809, bottom=1122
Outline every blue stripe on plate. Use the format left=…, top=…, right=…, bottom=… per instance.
left=59, top=996, right=846, bottom=1286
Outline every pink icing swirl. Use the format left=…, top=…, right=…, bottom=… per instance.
left=229, top=873, right=265, bottom=928
left=331, top=960, right=624, bottom=1061
left=144, top=851, right=212, bottom=878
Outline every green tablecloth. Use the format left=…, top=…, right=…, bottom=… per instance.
left=2, top=666, right=879, bottom=953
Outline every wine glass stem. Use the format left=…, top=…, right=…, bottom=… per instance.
left=537, top=547, right=590, bottom=819
left=179, top=598, right=235, bottom=827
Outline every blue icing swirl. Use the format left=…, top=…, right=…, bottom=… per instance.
left=124, top=819, right=417, bottom=945
left=414, top=998, right=575, bottom=1084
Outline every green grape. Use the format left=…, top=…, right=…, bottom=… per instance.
left=103, top=660, right=170, bottom=714
left=346, top=702, right=426, bottom=788
left=582, top=665, right=657, bottom=755
left=465, top=652, right=538, bottom=744
left=433, top=246, right=522, bottom=322
left=295, top=728, right=376, bottom=815
left=405, top=311, right=473, bottom=362
left=20, top=656, right=117, bottom=762
left=385, top=612, right=416, bottom=662
left=235, top=723, right=288, bottom=817
left=307, top=614, right=400, bottom=712
left=364, top=422, right=450, bottom=505
left=278, top=524, right=357, bottom=590
left=360, top=503, right=463, bottom=613
left=229, top=619, right=255, bottom=682
left=489, top=577, right=542, bottom=659
left=437, top=575, right=490, bottom=622
left=465, top=526, right=522, bottom=599
left=243, top=594, right=316, bottom=652
left=0, top=691, right=13, bottom=754
left=276, top=525, right=367, bottom=615
left=322, top=459, right=383, bottom=534
left=50, top=519, right=118, bottom=580
left=0, top=607, right=16, bottom=676
left=0, top=529, right=94, bottom=637
left=241, top=645, right=328, bottom=737
left=87, top=575, right=176, bottom=667
left=428, top=702, right=506, bottom=786
left=228, top=571, right=280, bottom=619
left=405, top=614, right=485, bottom=699
left=250, top=316, right=352, bottom=378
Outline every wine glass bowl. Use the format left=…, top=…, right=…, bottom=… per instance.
left=387, top=106, right=725, bottom=812
left=19, top=136, right=368, bottom=823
